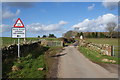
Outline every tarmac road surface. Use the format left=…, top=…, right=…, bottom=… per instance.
left=57, top=46, right=118, bottom=78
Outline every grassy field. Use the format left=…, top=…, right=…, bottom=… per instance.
left=85, top=38, right=119, bottom=57
left=1, top=37, right=38, bottom=47
left=85, top=38, right=118, bottom=46
left=1, top=37, right=59, bottom=48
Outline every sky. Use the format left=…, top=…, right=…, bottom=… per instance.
left=1, top=0, right=119, bottom=2
left=1, top=1, right=119, bottom=37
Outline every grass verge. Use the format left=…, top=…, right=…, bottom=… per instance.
left=78, top=46, right=119, bottom=64
left=8, top=54, right=46, bottom=78
left=85, top=38, right=119, bottom=57
left=3, top=45, right=63, bottom=79
left=6, top=46, right=49, bottom=78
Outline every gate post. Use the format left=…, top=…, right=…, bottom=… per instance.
left=111, top=45, right=115, bottom=56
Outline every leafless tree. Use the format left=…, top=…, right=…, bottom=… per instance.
left=115, top=24, right=120, bottom=32
left=106, top=22, right=117, bottom=38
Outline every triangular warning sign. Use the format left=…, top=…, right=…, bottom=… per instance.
left=14, top=18, right=24, bottom=28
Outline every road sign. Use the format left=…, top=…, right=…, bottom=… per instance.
left=14, top=18, right=24, bottom=28
left=12, top=28, right=25, bottom=38
left=12, top=18, right=26, bottom=58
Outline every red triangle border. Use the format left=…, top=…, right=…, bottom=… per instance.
left=14, top=18, right=24, bottom=28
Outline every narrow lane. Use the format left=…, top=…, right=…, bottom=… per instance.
left=57, top=46, right=118, bottom=78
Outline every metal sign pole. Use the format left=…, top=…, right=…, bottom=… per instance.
left=18, top=38, right=20, bottom=58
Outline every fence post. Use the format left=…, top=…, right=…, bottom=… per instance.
left=62, top=41, right=63, bottom=46
left=112, top=45, right=115, bottom=56
left=24, top=38, right=26, bottom=44
left=14, top=40, right=16, bottom=44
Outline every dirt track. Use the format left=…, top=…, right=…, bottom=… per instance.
left=57, top=46, right=118, bottom=78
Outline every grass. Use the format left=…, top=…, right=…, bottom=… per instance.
left=64, top=42, right=73, bottom=46
left=1, top=36, right=63, bottom=79
left=85, top=38, right=119, bottom=57
left=3, top=44, right=63, bottom=79
left=85, top=38, right=118, bottom=46
left=40, top=38, right=58, bottom=41
left=8, top=54, right=46, bottom=78
left=79, top=46, right=119, bottom=64
left=3, top=46, right=49, bottom=78
left=1, top=37, right=38, bottom=47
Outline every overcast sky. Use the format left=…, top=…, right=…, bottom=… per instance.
left=1, top=1, right=119, bottom=37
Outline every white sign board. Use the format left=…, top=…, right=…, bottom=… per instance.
left=12, top=28, right=26, bottom=38
left=80, top=35, right=83, bottom=39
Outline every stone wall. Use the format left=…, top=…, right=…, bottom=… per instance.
left=2, top=41, right=41, bottom=61
left=79, top=40, right=113, bottom=56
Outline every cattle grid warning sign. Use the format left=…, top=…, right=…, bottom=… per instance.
left=12, top=18, right=26, bottom=58
left=12, top=28, right=25, bottom=38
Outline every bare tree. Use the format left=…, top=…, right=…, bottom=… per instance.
left=115, top=24, right=120, bottom=32
left=106, top=22, right=117, bottom=38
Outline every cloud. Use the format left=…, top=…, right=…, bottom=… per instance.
left=0, top=24, right=11, bottom=33
left=59, top=20, right=68, bottom=25
left=26, top=20, right=68, bottom=33
left=102, top=0, right=118, bottom=10
left=3, top=2, right=34, bottom=8
left=1, top=21, right=68, bottom=37
left=72, top=13, right=118, bottom=32
left=88, top=4, right=95, bottom=10
left=2, top=8, right=20, bottom=19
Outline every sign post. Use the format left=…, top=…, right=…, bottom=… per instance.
left=12, top=18, right=25, bottom=58
left=18, top=38, right=20, bottom=58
